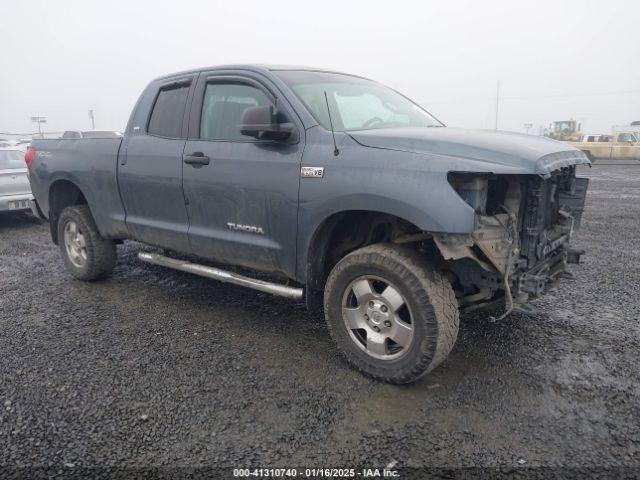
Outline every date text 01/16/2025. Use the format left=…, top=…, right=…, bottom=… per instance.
left=232, top=467, right=399, bottom=478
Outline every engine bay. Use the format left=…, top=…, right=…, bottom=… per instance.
left=436, top=167, right=589, bottom=314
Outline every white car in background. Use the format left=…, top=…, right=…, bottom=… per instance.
left=14, top=139, right=32, bottom=149
left=0, top=148, right=36, bottom=214
left=0, top=139, right=32, bottom=150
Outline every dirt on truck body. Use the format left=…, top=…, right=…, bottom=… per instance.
left=27, top=65, right=591, bottom=383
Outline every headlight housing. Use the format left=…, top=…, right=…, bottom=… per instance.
left=447, top=172, right=490, bottom=214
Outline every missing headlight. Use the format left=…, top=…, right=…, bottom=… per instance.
left=447, top=173, right=490, bottom=214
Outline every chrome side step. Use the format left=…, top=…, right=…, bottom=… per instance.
left=137, top=252, right=303, bottom=300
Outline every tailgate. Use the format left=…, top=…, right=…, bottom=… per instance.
left=0, top=168, right=31, bottom=197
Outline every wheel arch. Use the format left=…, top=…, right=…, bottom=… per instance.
left=48, top=179, right=90, bottom=244
left=304, top=209, right=430, bottom=293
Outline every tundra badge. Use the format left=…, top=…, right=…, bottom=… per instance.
left=301, top=167, right=324, bottom=178
left=227, top=223, right=265, bottom=235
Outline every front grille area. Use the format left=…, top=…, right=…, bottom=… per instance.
left=519, top=167, right=575, bottom=269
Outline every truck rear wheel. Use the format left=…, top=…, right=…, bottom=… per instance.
left=57, top=205, right=116, bottom=281
left=324, top=243, right=459, bottom=384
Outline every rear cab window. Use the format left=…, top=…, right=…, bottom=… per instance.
left=148, top=83, right=191, bottom=138
left=62, top=131, right=81, bottom=139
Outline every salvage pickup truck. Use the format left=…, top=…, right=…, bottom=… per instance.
left=569, top=130, right=640, bottom=160
left=27, top=65, right=590, bottom=383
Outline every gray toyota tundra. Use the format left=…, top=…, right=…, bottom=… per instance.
left=27, top=65, right=590, bottom=383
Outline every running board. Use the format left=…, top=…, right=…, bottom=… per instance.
left=137, top=252, right=303, bottom=300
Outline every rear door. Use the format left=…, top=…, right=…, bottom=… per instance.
left=182, top=72, right=303, bottom=277
left=588, top=139, right=613, bottom=159
left=118, top=76, right=196, bottom=251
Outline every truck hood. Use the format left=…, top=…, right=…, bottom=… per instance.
left=348, top=127, right=590, bottom=177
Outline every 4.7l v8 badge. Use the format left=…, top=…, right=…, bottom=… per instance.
left=300, top=167, right=324, bottom=178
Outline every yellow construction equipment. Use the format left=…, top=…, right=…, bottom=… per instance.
left=548, top=120, right=582, bottom=141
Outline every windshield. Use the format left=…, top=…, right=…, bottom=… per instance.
left=0, top=150, right=24, bottom=169
left=554, top=121, right=574, bottom=133
left=276, top=71, right=442, bottom=132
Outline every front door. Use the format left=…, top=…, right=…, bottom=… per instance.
left=119, top=76, right=195, bottom=251
left=182, top=73, right=303, bottom=277
left=612, top=132, right=639, bottom=160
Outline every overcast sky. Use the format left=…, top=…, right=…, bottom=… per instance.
left=1, top=0, right=638, bottom=136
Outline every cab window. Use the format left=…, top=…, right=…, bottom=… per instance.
left=200, top=83, right=273, bottom=141
left=148, top=83, right=190, bottom=138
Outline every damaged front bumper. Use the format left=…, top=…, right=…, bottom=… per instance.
left=435, top=166, right=589, bottom=316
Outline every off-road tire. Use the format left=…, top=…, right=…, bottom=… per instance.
left=57, top=205, right=117, bottom=281
left=324, top=243, right=459, bottom=384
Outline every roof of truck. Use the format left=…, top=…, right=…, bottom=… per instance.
left=152, top=64, right=365, bottom=82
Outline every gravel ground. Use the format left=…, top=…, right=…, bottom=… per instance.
left=1, top=163, right=638, bottom=476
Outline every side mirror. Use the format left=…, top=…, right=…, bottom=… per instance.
left=240, top=106, right=296, bottom=142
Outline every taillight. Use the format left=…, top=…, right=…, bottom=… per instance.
left=24, top=147, right=36, bottom=168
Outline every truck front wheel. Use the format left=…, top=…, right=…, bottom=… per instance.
left=57, top=205, right=117, bottom=281
left=324, top=243, right=459, bottom=384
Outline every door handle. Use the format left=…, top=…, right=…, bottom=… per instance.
left=183, top=152, right=210, bottom=165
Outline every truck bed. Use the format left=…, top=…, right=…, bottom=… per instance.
left=28, top=138, right=128, bottom=238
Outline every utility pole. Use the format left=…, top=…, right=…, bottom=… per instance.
left=30, top=116, right=47, bottom=138
left=88, top=109, right=95, bottom=129
left=494, top=81, right=500, bottom=130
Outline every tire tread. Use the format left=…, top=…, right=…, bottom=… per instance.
left=58, top=205, right=116, bottom=281
left=324, top=243, right=459, bottom=384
